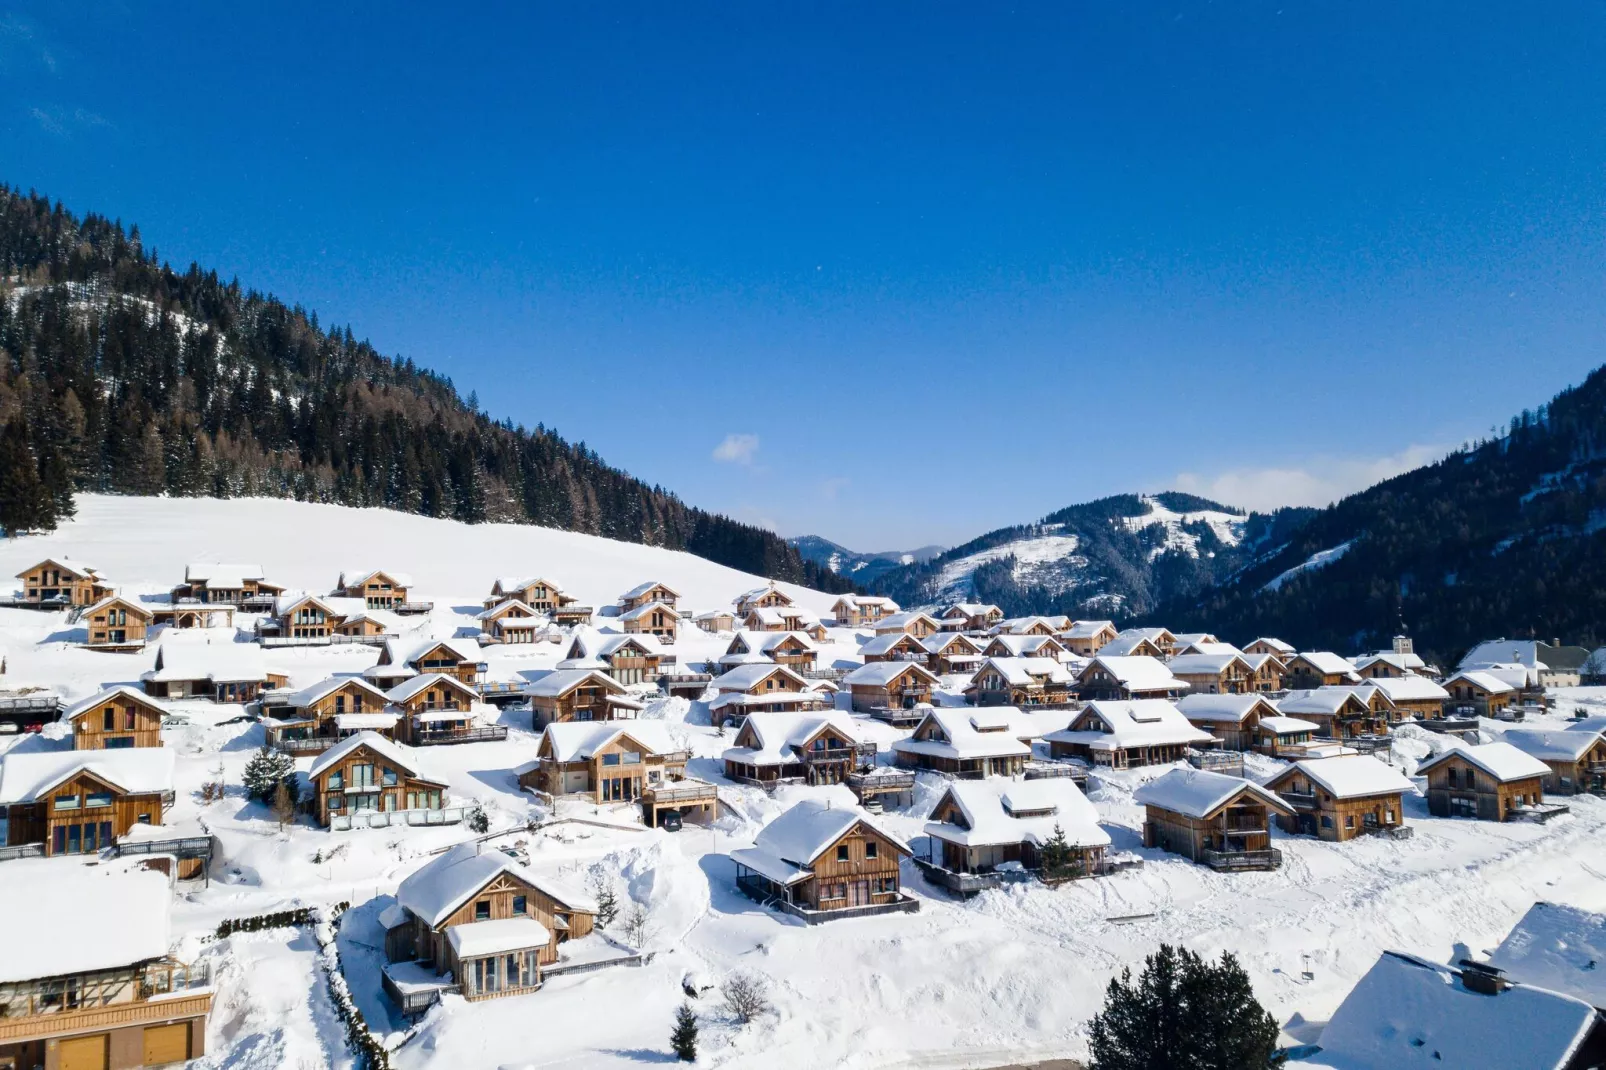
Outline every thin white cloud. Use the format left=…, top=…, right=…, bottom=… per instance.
left=1172, top=443, right=1449, bottom=513
left=712, top=433, right=760, bottom=466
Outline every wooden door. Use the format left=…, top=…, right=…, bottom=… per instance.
left=58, top=1034, right=108, bottom=1070
left=144, top=1022, right=191, bottom=1064
left=848, top=880, right=870, bottom=907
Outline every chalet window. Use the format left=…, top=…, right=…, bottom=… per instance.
left=865, top=842, right=878, bottom=860
left=602, top=754, right=621, bottom=766
left=622, top=752, right=641, bottom=765
left=836, top=844, right=851, bottom=862
left=86, top=792, right=113, bottom=808
left=1446, top=768, right=1458, bottom=787
left=53, top=792, right=80, bottom=810
left=475, top=899, right=492, bottom=921
left=1344, top=815, right=1355, bottom=829
left=102, top=708, right=115, bottom=731
left=351, top=763, right=375, bottom=788
left=383, top=768, right=398, bottom=787
left=328, top=794, right=343, bottom=810
left=1320, top=816, right=1333, bottom=829
left=328, top=771, right=344, bottom=790
left=513, top=895, right=527, bottom=916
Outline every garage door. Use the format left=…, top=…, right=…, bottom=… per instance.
left=58, top=1034, right=108, bottom=1070
left=143, top=1022, right=191, bottom=1065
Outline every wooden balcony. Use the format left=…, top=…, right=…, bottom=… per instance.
left=330, top=805, right=466, bottom=831
left=412, top=725, right=509, bottom=746
left=643, top=779, right=718, bottom=805
left=0, top=962, right=211, bottom=1044
left=392, top=600, right=435, bottom=614
left=1200, top=847, right=1283, bottom=872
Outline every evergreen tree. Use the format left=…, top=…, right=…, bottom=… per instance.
left=671, top=1002, right=698, bottom=1062
left=0, top=418, right=50, bottom=535
left=1037, top=823, right=1078, bottom=880
left=243, top=745, right=295, bottom=802
left=1088, top=945, right=1281, bottom=1070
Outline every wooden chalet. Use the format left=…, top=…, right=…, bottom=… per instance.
left=519, top=721, right=713, bottom=825
left=1354, top=651, right=1427, bottom=679
left=1061, top=619, right=1118, bottom=656
left=305, top=732, right=453, bottom=829
left=1418, top=742, right=1554, bottom=821
left=270, top=593, right=342, bottom=640
left=921, top=777, right=1110, bottom=892
left=1242, top=651, right=1286, bottom=692
left=964, top=656, right=1075, bottom=707
left=938, top=602, right=1003, bottom=633
left=891, top=706, right=1031, bottom=778
left=1134, top=768, right=1295, bottom=871
left=1284, top=651, right=1361, bottom=689
left=921, top=631, right=986, bottom=675
left=483, top=576, right=575, bottom=615
left=989, top=616, right=1058, bottom=638
left=734, top=582, right=793, bottom=617
left=1176, top=693, right=1283, bottom=752
left=170, top=563, right=283, bottom=608
left=262, top=676, right=398, bottom=752
left=619, top=601, right=679, bottom=639
left=857, top=631, right=928, bottom=664
left=693, top=609, right=737, bottom=633
left=870, top=611, right=941, bottom=638
left=563, top=632, right=666, bottom=686
left=1116, top=627, right=1177, bottom=657
left=335, top=569, right=425, bottom=611
left=387, top=674, right=490, bottom=746
left=1094, top=633, right=1167, bottom=659
left=141, top=637, right=287, bottom=703
left=477, top=599, right=544, bottom=644
left=0, top=862, right=213, bottom=1069
left=365, top=637, right=486, bottom=689
left=1444, top=670, right=1518, bottom=717
left=1243, top=637, right=1296, bottom=659
left=526, top=668, right=643, bottom=729
left=982, top=633, right=1069, bottom=661
left=730, top=799, right=916, bottom=921
left=832, top=594, right=901, bottom=629
left=65, top=686, right=168, bottom=750
left=150, top=602, right=234, bottom=631
left=384, top=842, right=598, bottom=1007
left=708, top=663, right=826, bottom=727
left=1076, top=655, right=1188, bottom=701
left=1263, top=755, right=1414, bottom=841
left=1369, top=674, right=1450, bottom=720
left=0, top=747, right=175, bottom=855
left=1165, top=652, right=1254, bottom=696
left=1504, top=728, right=1606, bottom=795
left=840, top=661, right=938, bottom=715
left=618, top=581, right=680, bottom=613
left=1045, top=699, right=1214, bottom=769
left=78, top=594, right=152, bottom=653
left=722, top=710, right=873, bottom=787
left=14, top=557, right=112, bottom=606
left=720, top=630, right=818, bottom=674
left=1276, top=688, right=1388, bottom=739
left=743, top=604, right=827, bottom=638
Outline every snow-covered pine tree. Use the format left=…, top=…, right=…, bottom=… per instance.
left=243, top=745, right=295, bottom=802
left=671, top=1002, right=698, bottom=1062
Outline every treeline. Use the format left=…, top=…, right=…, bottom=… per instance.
left=1156, top=369, right=1606, bottom=665
left=0, top=187, right=852, bottom=593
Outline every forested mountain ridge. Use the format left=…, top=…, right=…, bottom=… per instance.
left=1154, top=365, right=1606, bottom=665
left=0, top=186, right=852, bottom=592
left=869, top=491, right=1317, bottom=619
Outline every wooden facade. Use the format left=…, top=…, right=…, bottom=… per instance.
left=0, top=960, right=210, bottom=1070
left=82, top=596, right=153, bottom=651
left=480, top=600, right=543, bottom=643
left=307, top=738, right=449, bottom=828
left=389, top=675, right=482, bottom=745
left=861, top=633, right=926, bottom=663
left=1263, top=764, right=1408, bottom=842
left=170, top=565, right=283, bottom=606
left=1243, top=653, right=1286, bottom=692
left=70, top=690, right=165, bottom=750
left=722, top=717, right=870, bottom=787
left=621, top=603, right=679, bottom=639
left=619, top=582, right=679, bottom=612
left=519, top=730, right=688, bottom=804
left=1420, top=753, right=1545, bottom=821
left=736, top=584, right=793, bottom=616
left=527, top=671, right=639, bottom=729
left=3, top=772, right=166, bottom=856
left=1063, top=621, right=1119, bottom=657
left=732, top=805, right=912, bottom=918
left=335, top=569, right=412, bottom=608
left=1284, top=653, right=1359, bottom=689
left=15, top=558, right=111, bottom=606
left=1445, top=673, right=1517, bottom=717
left=1137, top=778, right=1295, bottom=870
left=844, top=663, right=936, bottom=713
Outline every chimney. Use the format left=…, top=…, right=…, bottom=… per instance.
left=1457, top=960, right=1510, bottom=995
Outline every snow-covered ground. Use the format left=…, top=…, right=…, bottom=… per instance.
left=2, top=495, right=1604, bottom=1069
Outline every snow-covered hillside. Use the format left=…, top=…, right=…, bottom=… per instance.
left=2, top=496, right=1604, bottom=1070
left=1120, top=495, right=1246, bottom=561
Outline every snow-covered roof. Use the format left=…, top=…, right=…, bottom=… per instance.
left=272, top=591, right=338, bottom=617
left=1261, top=715, right=1320, bottom=735
left=1081, top=655, right=1188, bottom=693
left=619, top=600, right=680, bottom=622
left=1045, top=700, right=1213, bottom=751
left=64, top=685, right=168, bottom=721
left=0, top=860, right=172, bottom=983
left=1133, top=768, right=1294, bottom=819
left=984, top=634, right=1064, bottom=658
left=926, top=777, right=1109, bottom=849
left=1096, top=633, right=1160, bottom=657
left=748, top=798, right=910, bottom=870
left=841, top=661, right=940, bottom=687
left=1296, top=651, right=1360, bottom=676
left=0, top=746, right=176, bottom=803
left=18, top=555, right=102, bottom=579
left=1277, top=688, right=1365, bottom=716
left=721, top=710, right=862, bottom=765
left=143, top=635, right=272, bottom=683
left=275, top=676, right=384, bottom=711
left=858, top=632, right=924, bottom=657
left=1503, top=727, right=1604, bottom=762
left=476, top=599, right=541, bottom=621
left=385, top=635, right=483, bottom=668
left=1065, top=619, right=1116, bottom=639
left=1444, top=669, right=1519, bottom=695
left=921, top=632, right=984, bottom=655
left=1273, top=754, right=1415, bottom=799
left=385, top=673, right=479, bottom=703
left=1180, top=640, right=1244, bottom=657
left=1166, top=653, right=1249, bottom=676
left=1460, top=639, right=1548, bottom=670
left=1354, top=650, right=1427, bottom=673
left=338, top=568, right=414, bottom=589
left=335, top=712, right=401, bottom=731
left=307, top=731, right=441, bottom=783
left=1416, top=742, right=1550, bottom=783
left=1175, top=693, right=1276, bottom=725
left=972, top=656, right=1073, bottom=687
left=872, top=610, right=939, bottom=632
left=891, top=707, right=1033, bottom=762
left=82, top=593, right=151, bottom=619
left=397, top=841, right=598, bottom=928
left=620, top=580, right=679, bottom=601
left=1369, top=675, right=1450, bottom=703
left=1304, top=951, right=1600, bottom=1070
left=752, top=631, right=816, bottom=654
left=184, top=562, right=269, bottom=587
left=525, top=668, right=625, bottom=699
left=713, top=662, right=809, bottom=692
left=540, top=720, right=678, bottom=763
left=1250, top=637, right=1296, bottom=654
left=1488, top=902, right=1606, bottom=1012
left=447, top=916, right=551, bottom=958
left=693, top=609, right=735, bottom=622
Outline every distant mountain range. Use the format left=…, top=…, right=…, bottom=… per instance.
left=865, top=492, right=1316, bottom=620
left=1156, top=363, right=1606, bottom=666
left=787, top=535, right=947, bottom=586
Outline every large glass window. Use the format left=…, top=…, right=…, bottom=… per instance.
left=53, top=792, right=79, bottom=811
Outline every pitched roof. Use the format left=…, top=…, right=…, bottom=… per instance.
left=1295, top=651, right=1360, bottom=676
left=283, top=675, right=392, bottom=709
left=1065, top=619, right=1116, bottom=639
left=891, top=707, right=1033, bottom=762
left=1133, top=768, right=1295, bottom=819
left=82, top=593, right=152, bottom=620
left=840, top=661, right=940, bottom=687
left=1249, top=636, right=1296, bottom=654
left=183, top=563, right=269, bottom=588
left=1080, top=655, right=1189, bottom=693
left=0, top=746, right=175, bottom=803
left=1503, top=727, right=1605, bottom=762
left=142, top=635, right=273, bottom=684
left=1096, top=633, right=1162, bottom=657
left=926, top=777, right=1109, bottom=849
left=1045, top=700, right=1213, bottom=751
left=338, top=568, right=414, bottom=589
left=17, top=555, right=102, bottom=580
left=620, top=580, right=679, bottom=601
left=1306, top=951, right=1600, bottom=1070
left=385, top=673, right=480, bottom=703
left=858, top=632, right=925, bottom=657
left=619, top=600, right=681, bottom=622
left=1369, top=675, right=1450, bottom=702
left=538, top=720, right=679, bottom=763
left=476, top=598, right=541, bottom=621
left=64, top=685, right=169, bottom=721
left=1277, top=688, right=1368, bottom=716
left=525, top=668, right=625, bottom=699
left=0, top=860, right=171, bottom=983
left=1488, top=901, right=1606, bottom=1011
left=1416, top=741, right=1550, bottom=783
left=396, top=841, right=598, bottom=928
left=1271, top=754, right=1414, bottom=799
left=1444, top=669, right=1518, bottom=695
left=972, top=656, right=1073, bottom=687
left=721, top=709, right=862, bottom=765
left=712, top=662, right=809, bottom=692
left=746, top=798, right=910, bottom=870
left=307, top=731, right=441, bottom=783
left=1166, top=653, right=1250, bottom=676
left=1175, top=693, right=1277, bottom=725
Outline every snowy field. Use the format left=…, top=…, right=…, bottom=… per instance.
left=3, top=495, right=1606, bottom=1069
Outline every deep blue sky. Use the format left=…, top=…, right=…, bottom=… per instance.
left=4, top=4, right=1604, bottom=548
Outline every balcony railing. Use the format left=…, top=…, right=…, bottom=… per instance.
left=392, top=601, right=435, bottom=614
left=1279, top=791, right=1318, bottom=809
left=412, top=725, right=509, bottom=746
left=330, top=805, right=465, bottom=831
left=0, top=959, right=211, bottom=1031
left=275, top=736, right=338, bottom=755
left=1200, top=847, right=1283, bottom=871
left=644, top=779, right=719, bottom=804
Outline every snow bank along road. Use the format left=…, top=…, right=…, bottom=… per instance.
left=2, top=495, right=1604, bottom=1069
